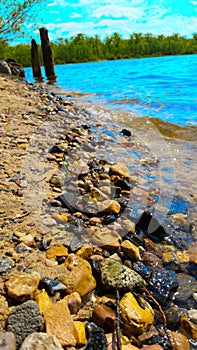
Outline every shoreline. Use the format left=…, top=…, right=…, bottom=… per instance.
left=0, top=75, right=196, bottom=350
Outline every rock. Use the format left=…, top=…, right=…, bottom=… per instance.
left=51, top=213, right=69, bottom=223
left=46, top=244, right=68, bottom=260
left=76, top=244, right=94, bottom=259
left=142, top=251, right=163, bottom=269
left=180, top=314, right=197, bottom=341
left=85, top=322, right=108, bottom=350
left=148, top=268, right=179, bottom=306
left=187, top=309, right=197, bottom=324
left=0, top=257, right=13, bottom=274
left=97, top=199, right=121, bottom=215
left=35, top=289, right=51, bottom=314
left=91, top=228, right=120, bottom=248
left=169, top=331, right=190, bottom=350
left=92, top=304, right=116, bottom=332
left=109, top=163, right=130, bottom=177
left=0, top=60, right=12, bottom=75
left=43, top=299, right=76, bottom=347
left=100, top=258, right=146, bottom=292
left=39, top=277, right=66, bottom=296
left=62, top=254, right=96, bottom=298
left=15, top=243, right=32, bottom=254
left=63, top=292, right=82, bottom=314
left=89, top=217, right=103, bottom=225
left=74, top=321, right=87, bottom=346
left=49, top=175, right=63, bottom=188
left=121, top=240, right=141, bottom=261
left=6, top=59, right=25, bottom=77
left=174, top=273, right=197, bottom=308
left=0, top=296, right=9, bottom=330
left=6, top=300, right=43, bottom=348
left=140, top=345, right=164, bottom=350
left=160, top=306, right=186, bottom=330
left=121, top=129, right=132, bottom=137
left=19, top=332, right=64, bottom=350
left=5, top=272, right=40, bottom=301
left=0, top=332, right=16, bottom=350
left=144, top=238, right=163, bottom=258
left=120, top=292, right=154, bottom=336
left=42, top=218, right=57, bottom=227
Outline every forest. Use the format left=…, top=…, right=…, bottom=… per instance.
left=1, top=32, right=197, bottom=67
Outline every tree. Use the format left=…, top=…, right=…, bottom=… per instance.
left=0, top=0, right=44, bottom=40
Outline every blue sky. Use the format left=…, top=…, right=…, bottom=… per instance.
left=26, top=0, right=197, bottom=43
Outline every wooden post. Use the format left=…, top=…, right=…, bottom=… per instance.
left=31, top=39, right=43, bottom=80
left=39, top=27, right=56, bottom=81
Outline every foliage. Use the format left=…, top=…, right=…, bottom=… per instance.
left=1, top=32, right=197, bottom=67
left=0, top=0, right=44, bottom=40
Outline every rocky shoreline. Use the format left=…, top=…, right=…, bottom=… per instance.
left=0, top=75, right=196, bottom=350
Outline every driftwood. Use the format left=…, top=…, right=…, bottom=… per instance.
left=39, top=27, right=56, bottom=81
left=31, top=39, right=42, bottom=80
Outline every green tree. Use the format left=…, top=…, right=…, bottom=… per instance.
left=0, top=0, right=44, bottom=40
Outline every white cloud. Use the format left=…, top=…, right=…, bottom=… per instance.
left=190, top=0, right=197, bottom=4
left=92, top=5, right=144, bottom=19
left=47, top=0, right=69, bottom=7
left=70, top=12, right=82, bottom=18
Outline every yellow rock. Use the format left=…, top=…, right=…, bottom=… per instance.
left=109, top=163, right=130, bottom=177
left=0, top=295, right=9, bottom=329
left=46, top=244, right=68, bottom=260
left=169, top=331, right=190, bottom=350
left=62, top=254, right=96, bottom=298
left=120, top=292, right=154, bottom=336
left=74, top=321, right=87, bottom=346
left=76, top=244, right=94, bottom=259
left=5, top=273, right=40, bottom=302
left=121, top=240, right=141, bottom=261
left=35, top=289, right=51, bottom=314
left=52, top=213, right=70, bottom=223
left=180, top=315, right=197, bottom=341
left=43, top=299, right=76, bottom=347
left=176, top=250, right=190, bottom=263
left=97, top=199, right=121, bottom=214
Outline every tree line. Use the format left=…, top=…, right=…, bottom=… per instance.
left=1, top=32, right=197, bottom=67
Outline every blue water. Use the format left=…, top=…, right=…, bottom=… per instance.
left=25, top=54, right=197, bottom=127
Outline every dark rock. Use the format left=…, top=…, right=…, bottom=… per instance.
left=0, top=258, right=13, bottom=274
left=6, top=300, right=43, bottom=348
left=121, top=129, right=131, bottom=137
left=0, top=60, right=11, bottom=75
left=15, top=243, right=32, bottom=254
left=135, top=211, right=167, bottom=242
left=132, top=261, right=151, bottom=280
left=49, top=145, right=65, bottom=154
left=157, top=306, right=186, bottom=330
left=114, top=179, right=131, bottom=191
left=148, top=268, right=179, bottom=306
left=39, top=277, right=66, bottom=295
left=142, top=251, right=163, bottom=269
left=6, top=59, right=25, bottom=78
left=85, top=322, right=107, bottom=350
left=173, top=273, right=197, bottom=309
left=92, top=304, right=116, bottom=332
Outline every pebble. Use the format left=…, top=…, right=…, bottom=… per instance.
left=121, top=240, right=141, bottom=261
left=63, top=292, right=82, bottom=314
left=19, top=332, right=64, bottom=350
left=62, top=254, right=96, bottom=298
left=0, top=257, right=13, bottom=274
left=74, top=321, right=87, bottom=346
left=42, top=218, right=57, bottom=227
left=40, top=277, right=66, bottom=296
left=120, top=292, right=154, bottom=335
left=92, top=304, right=116, bottom=332
left=0, top=332, right=16, bottom=350
left=43, top=299, right=76, bottom=347
left=35, top=289, right=51, bottom=314
left=148, top=268, right=179, bottom=306
left=0, top=296, right=9, bottom=330
left=109, top=163, right=130, bottom=177
left=5, top=272, right=40, bottom=301
left=180, top=314, right=197, bottom=341
left=85, top=322, right=108, bottom=350
left=169, top=331, right=190, bottom=350
left=6, top=300, right=43, bottom=348
left=100, top=258, right=146, bottom=292
left=46, top=244, right=68, bottom=260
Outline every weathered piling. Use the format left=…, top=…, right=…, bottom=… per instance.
left=31, top=39, right=43, bottom=80
left=39, top=27, right=56, bottom=81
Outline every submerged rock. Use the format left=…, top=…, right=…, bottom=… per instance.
left=100, top=258, right=146, bottom=292
left=148, top=268, right=179, bottom=306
